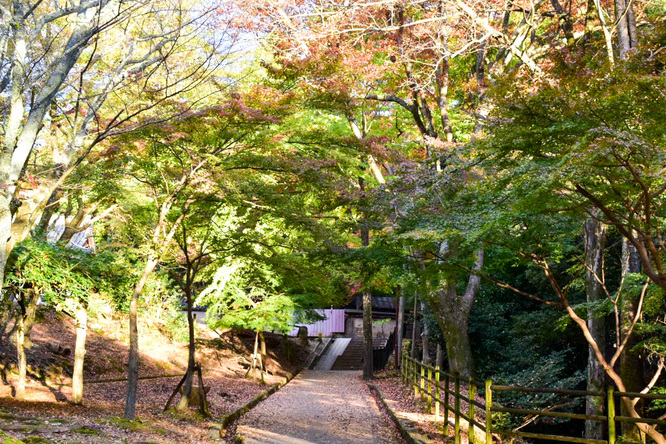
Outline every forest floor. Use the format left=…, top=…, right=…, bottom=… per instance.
left=0, top=309, right=309, bottom=443
left=0, top=309, right=445, bottom=443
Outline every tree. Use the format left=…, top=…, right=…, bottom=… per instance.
left=477, top=28, right=666, bottom=440
left=238, top=0, right=592, bottom=377
left=4, top=238, right=122, bottom=403
left=0, top=0, right=235, bottom=291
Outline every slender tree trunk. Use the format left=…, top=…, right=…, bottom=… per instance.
left=16, top=316, right=26, bottom=400
left=14, top=289, right=39, bottom=400
left=362, top=291, right=373, bottom=380
left=71, top=305, right=88, bottom=405
left=584, top=219, right=607, bottom=440
left=396, top=290, right=405, bottom=366
left=359, top=175, right=373, bottom=380
left=420, top=300, right=431, bottom=365
left=176, top=284, right=196, bottom=413
left=436, top=343, right=445, bottom=370
left=259, top=331, right=267, bottom=370
left=411, top=294, right=419, bottom=359
left=123, top=257, right=158, bottom=420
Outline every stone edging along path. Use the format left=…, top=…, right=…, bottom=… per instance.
left=208, top=369, right=301, bottom=439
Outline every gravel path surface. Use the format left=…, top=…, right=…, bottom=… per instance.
left=236, top=370, right=401, bottom=444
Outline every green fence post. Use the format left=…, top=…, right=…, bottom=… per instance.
left=428, top=366, right=432, bottom=413
left=444, top=373, right=450, bottom=437
left=401, top=354, right=406, bottom=385
left=414, top=360, right=419, bottom=398
left=469, top=378, right=476, bottom=444
left=485, top=380, right=492, bottom=444
left=420, top=362, right=426, bottom=402
left=608, top=387, right=616, bottom=444
left=435, top=366, right=441, bottom=421
left=455, top=373, right=461, bottom=444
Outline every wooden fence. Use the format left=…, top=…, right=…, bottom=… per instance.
left=401, top=355, right=666, bottom=443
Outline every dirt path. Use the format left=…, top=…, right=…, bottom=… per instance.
left=236, top=370, right=402, bottom=444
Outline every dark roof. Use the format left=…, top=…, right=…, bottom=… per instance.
left=354, top=295, right=396, bottom=311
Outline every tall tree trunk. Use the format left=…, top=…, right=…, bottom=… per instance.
left=584, top=219, right=607, bottom=440
left=71, top=304, right=88, bottom=405
left=420, top=300, right=431, bottom=365
left=436, top=343, right=445, bottom=370
left=123, top=257, right=158, bottom=419
left=411, top=294, right=419, bottom=359
left=14, top=289, right=39, bottom=400
left=615, top=0, right=637, bottom=58
left=16, top=316, right=27, bottom=400
left=362, top=291, right=373, bottom=380
left=620, top=238, right=644, bottom=441
left=430, top=249, right=484, bottom=378
left=176, top=283, right=196, bottom=412
left=437, top=294, right=474, bottom=378
left=396, top=290, right=405, bottom=366
left=123, top=199, right=188, bottom=419
left=360, top=176, right=373, bottom=380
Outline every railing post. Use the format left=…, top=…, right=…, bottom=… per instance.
left=435, top=366, right=441, bottom=421
left=420, top=362, right=426, bottom=402
left=455, top=373, right=461, bottom=444
left=427, top=365, right=433, bottom=413
left=469, top=378, right=476, bottom=444
left=485, top=380, right=492, bottom=444
left=401, top=353, right=406, bottom=384
left=444, top=373, right=450, bottom=437
left=608, top=387, right=616, bottom=444
left=414, top=360, right=419, bottom=398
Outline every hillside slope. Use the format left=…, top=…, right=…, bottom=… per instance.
left=0, top=309, right=308, bottom=443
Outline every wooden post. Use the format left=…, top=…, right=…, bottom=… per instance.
left=469, top=378, right=476, bottom=444
left=485, top=380, right=492, bottom=444
left=420, top=361, right=426, bottom=402
left=608, top=387, right=616, bottom=444
left=455, top=374, right=461, bottom=444
left=435, top=366, right=441, bottom=421
left=413, top=359, right=417, bottom=397
left=427, top=365, right=433, bottom=412
left=414, top=359, right=419, bottom=398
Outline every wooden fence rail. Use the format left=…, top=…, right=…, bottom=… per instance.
left=400, top=354, right=666, bottom=444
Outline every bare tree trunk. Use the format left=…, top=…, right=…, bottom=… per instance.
left=615, top=0, right=637, bottom=58
left=420, top=300, right=431, bottom=365
left=436, top=343, right=445, bottom=370
left=259, top=331, right=267, bottom=370
left=71, top=305, right=88, bottom=405
left=396, top=290, right=405, bottom=366
left=176, top=283, right=196, bottom=413
left=359, top=176, right=373, bottom=380
left=16, top=316, right=26, bottom=400
left=363, top=291, right=374, bottom=380
left=123, top=257, right=158, bottom=420
left=584, top=219, right=606, bottom=440
left=14, top=289, right=39, bottom=400
left=411, top=294, right=419, bottom=359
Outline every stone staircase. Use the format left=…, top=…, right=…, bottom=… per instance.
left=331, top=338, right=364, bottom=370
